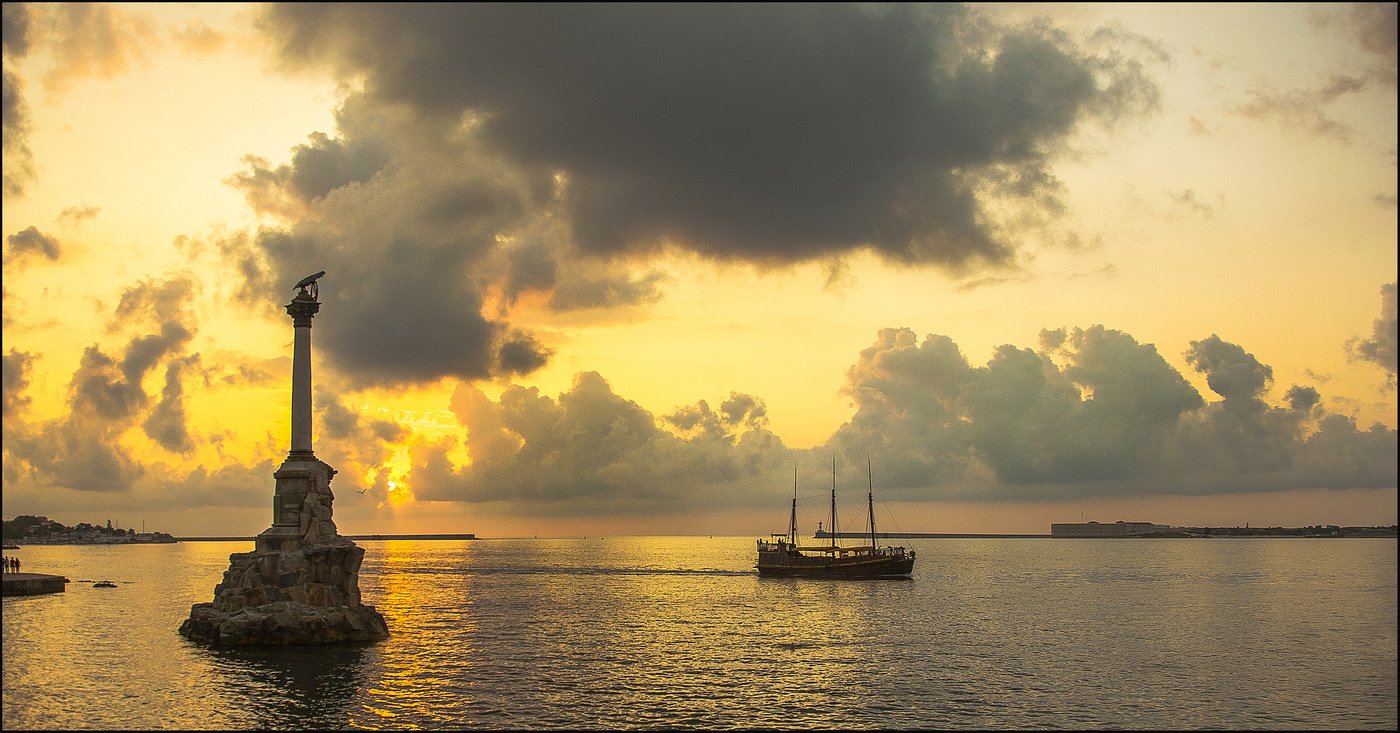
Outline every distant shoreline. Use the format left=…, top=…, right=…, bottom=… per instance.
left=171, top=534, right=479, bottom=542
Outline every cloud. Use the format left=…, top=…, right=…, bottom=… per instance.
left=170, top=19, right=226, bottom=56
left=2, top=4, right=168, bottom=197
left=1285, top=385, right=1321, bottom=412
left=29, top=3, right=156, bottom=90
left=1348, top=281, right=1398, bottom=387
left=823, top=326, right=1392, bottom=500
left=4, top=225, right=60, bottom=262
left=219, top=98, right=554, bottom=387
left=4, top=308, right=1393, bottom=523
left=142, top=355, right=198, bottom=454
left=1184, top=334, right=1272, bottom=403
left=385, top=323, right=1392, bottom=520
left=2, top=276, right=200, bottom=492
left=1346, top=3, right=1398, bottom=64
left=57, top=205, right=100, bottom=224
left=1232, top=76, right=1374, bottom=142
left=1, top=348, right=35, bottom=417
left=2, top=3, right=34, bottom=197
left=220, top=4, right=1164, bottom=389
left=1314, top=3, right=1398, bottom=70
left=404, top=373, right=793, bottom=517
left=1238, top=4, right=1396, bottom=143
left=310, top=385, right=404, bottom=497
left=1165, top=189, right=1217, bottom=219
left=263, top=4, right=1158, bottom=269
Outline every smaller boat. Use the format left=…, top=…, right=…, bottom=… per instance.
left=756, top=459, right=915, bottom=578
left=92, top=581, right=117, bottom=588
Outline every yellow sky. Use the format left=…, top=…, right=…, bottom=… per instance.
left=2, top=3, right=1395, bottom=537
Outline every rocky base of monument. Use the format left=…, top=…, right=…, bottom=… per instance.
left=179, top=540, right=389, bottom=646
left=180, top=599, right=388, bottom=646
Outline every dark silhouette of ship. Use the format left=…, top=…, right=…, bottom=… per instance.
left=756, top=459, right=914, bottom=578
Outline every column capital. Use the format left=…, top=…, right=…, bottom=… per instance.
left=286, top=290, right=320, bottom=327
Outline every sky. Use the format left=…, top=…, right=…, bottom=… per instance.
left=2, top=3, right=1396, bottom=538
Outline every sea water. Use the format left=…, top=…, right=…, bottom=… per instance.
left=2, top=537, right=1395, bottom=729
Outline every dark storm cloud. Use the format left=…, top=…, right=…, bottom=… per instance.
left=232, top=3, right=1162, bottom=388
left=499, top=236, right=666, bottom=312
left=229, top=223, right=504, bottom=386
left=1348, top=281, right=1398, bottom=386
left=221, top=98, right=555, bottom=387
left=261, top=3, right=1158, bottom=269
left=496, top=329, right=553, bottom=376
left=4, top=225, right=60, bottom=261
left=1, top=3, right=33, bottom=197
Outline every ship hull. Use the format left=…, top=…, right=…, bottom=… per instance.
left=756, top=552, right=914, bottom=578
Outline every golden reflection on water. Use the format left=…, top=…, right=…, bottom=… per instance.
left=357, top=539, right=480, bottom=727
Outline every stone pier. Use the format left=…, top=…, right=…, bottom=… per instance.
left=2, top=573, right=69, bottom=596
left=180, top=272, right=389, bottom=646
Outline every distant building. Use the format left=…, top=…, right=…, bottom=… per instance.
left=1051, top=520, right=1173, bottom=538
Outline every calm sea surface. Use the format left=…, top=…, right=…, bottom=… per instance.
left=2, top=537, right=1395, bottom=730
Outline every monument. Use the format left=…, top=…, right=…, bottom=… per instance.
left=180, top=272, right=389, bottom=645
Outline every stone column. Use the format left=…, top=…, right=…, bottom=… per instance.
left=257, top=281, right=329, bottom=552
left=287, top=290, right=319, bottom=458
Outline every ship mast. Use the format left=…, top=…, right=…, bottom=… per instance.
left=788, top=466, right=798, bottom=546
left=830, top=456, right=838, bottom=550
left=868, top=458, right=877, bottom=551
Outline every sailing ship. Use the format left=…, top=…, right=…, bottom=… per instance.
left=756, top=459, right=915, bottom=578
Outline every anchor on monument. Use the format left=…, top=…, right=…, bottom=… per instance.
left=179, top=271, right=389, bottom=645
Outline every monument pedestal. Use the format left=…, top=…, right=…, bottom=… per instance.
left=180, top=454, right=389, bottom=646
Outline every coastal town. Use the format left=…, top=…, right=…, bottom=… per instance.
left=2, top=515, right=175, bottom=545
